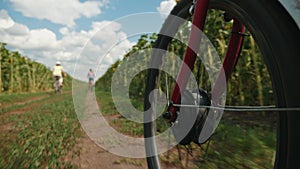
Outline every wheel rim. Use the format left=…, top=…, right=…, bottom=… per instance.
left=144, top=2, right=286, bottom=168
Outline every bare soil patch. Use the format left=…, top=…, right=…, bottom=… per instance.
left=65, top=92, right=147, bottom=169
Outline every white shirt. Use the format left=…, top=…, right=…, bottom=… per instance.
left=53, top=65, right=63, bottom=76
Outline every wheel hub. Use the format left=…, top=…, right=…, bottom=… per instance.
left=171, top=89, right=211, bottom=145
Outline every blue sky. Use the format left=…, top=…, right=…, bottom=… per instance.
left=0, top=0, right=176, bottom=80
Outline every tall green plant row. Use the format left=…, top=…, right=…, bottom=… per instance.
left=0, top=42, right=71, bottom=93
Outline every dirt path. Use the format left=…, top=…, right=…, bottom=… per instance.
left=66, top=91, right=147, bottom=169
left=66, top=130, right=146, bottom=169
left=0, top=95, right=47, bottom=109
left=0, top=91, right=147, bottom=168
left=0, top=93, right=57, bottom=118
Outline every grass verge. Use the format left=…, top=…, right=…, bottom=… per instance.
left=95, top=88, right=276, bottom=168
left=0, top=92, right=81, bottom=168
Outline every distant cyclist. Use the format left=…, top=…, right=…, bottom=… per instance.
left=53, top=61, right=65, bottom=88
left=87, top=69, right=95, bottom=91
left=87, top=69, right=95, bottom=84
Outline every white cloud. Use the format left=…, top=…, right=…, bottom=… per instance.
left=0, top=22, right=57, bottom=50
left=0, top=10, right=15, bottom=29
left=58, top=28, right=91, bottom=50
left=25, top=29, right=58, bottom=49
left=0, top=11, right=134, bottom=81
left=75, top=21, right=135, bottom=80
left=9, top=0, right=108, bottom=27
left=5, top=23, right=29, bottom=36
left=157, top=0, right=176, bottom=18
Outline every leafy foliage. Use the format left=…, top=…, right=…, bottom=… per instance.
left=93, top=9, right=276, bottom=168
left=0, top=43, right=72, bottom=94
left=96, top=9, right=274, bottom=107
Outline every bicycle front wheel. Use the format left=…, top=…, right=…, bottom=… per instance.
left=144, top=0, right=300, bottom=168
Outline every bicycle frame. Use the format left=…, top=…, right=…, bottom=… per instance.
left=168, top=0, right=245, bottom=120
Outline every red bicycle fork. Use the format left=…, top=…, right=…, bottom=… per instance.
left=167, top=0, right=246, bottom=122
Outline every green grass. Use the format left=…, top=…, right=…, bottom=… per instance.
left=0, top=89, right=276, bottom=168
left=95, top=90, right=119, bottom=115
left=0, top=92, right=81, bottom=168
left=201, top=121, right=276, bottom=169
left=95, top=87, right=276, bottom=168
left=0, top=92, right=46, bottom=105
left=95, top=89, right=144, bottom=136
left=0, top=92, right=55, bottom=114
left=110, top=117, right=144, bottom=136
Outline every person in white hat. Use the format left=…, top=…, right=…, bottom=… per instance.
left=53, top=61, right=66, bottom=88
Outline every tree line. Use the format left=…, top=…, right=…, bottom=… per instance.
left=0, top=43, right=71, bottom=94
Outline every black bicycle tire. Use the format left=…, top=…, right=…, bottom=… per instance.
left=143, top=0, right=300, bottom=168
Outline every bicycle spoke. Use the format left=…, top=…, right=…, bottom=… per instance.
left=143, top=0, right=300, bottom=167
left=172, top=103, right=300, bottom=112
